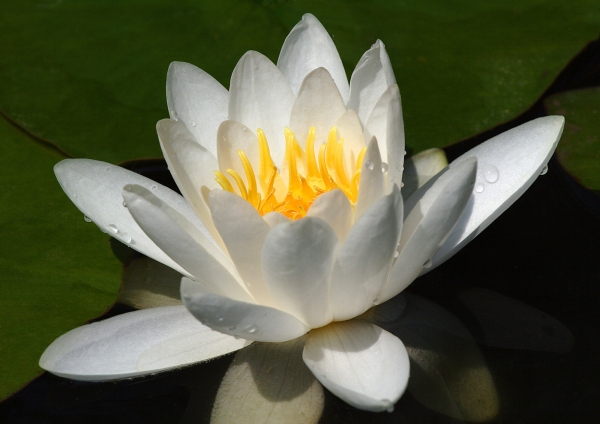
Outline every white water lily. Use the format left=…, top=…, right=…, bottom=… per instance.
left=40, top=13, right=564, bottom=414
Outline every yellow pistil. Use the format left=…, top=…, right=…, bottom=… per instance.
left=214, top=126, right=368, bottom=220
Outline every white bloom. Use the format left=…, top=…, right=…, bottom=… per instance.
left=40, top=13, right=564, bottom=413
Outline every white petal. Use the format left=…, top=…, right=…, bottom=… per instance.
left=211, top=338, right=324, bottom=424
left=347, top=40, right=396, bottom=125
left=289, top=67, right=347, bottom=155
left=157, top=119, right=225, bottom=248
left=384, top=87, right=405, bottom=191
left=181, top=278, right=309, bottom=342
left=166, top=61, right=228, bottom=157
left=262, top=217, right=338, bottom=328
left=306, top=189, right=353, bottom=242
left=354, top=137, right=385, bottom=219
left=330, top=186, right=402, bottom=320
left=363, top=84, right=401, bottom=165
left=278, top=13, right=349, bottom=102
left=209, top=190, right=276, bottom=306
left=402, top=148, right=448, bottom=199
left=123, top=184, right=253, bottom=303
left=263, top=211, right=291, bottom=228
left=228, top=51, right=295, bottom=167
left=303, top=320, right=409, bottom=412
left=216, top=120, right=260, bottom=182
left=54, top=158, right=203, bottom=276
left=118, top=256, right=182, bottom=309
left=378, top=158, right=477, bottom=303
left=335, top=109, right=366, bottom=171
left=39, top=306, right=249, bottom=381
left=429, top=116, right=564, bottom=270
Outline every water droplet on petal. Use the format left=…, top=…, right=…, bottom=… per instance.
left=245, top=325, right=260, bottom=335
left=540, top=165, right=548, bottom=175
left=394, top=250, right=399, bottom=258
left=190, top=121, right=196, bottom=127
left=217, top=316, right=224, bottom=322
left=365, top=160, right=374, bottom=170
left=106, top=224, right=119, bottom=234
left=482, top=164, right=499, bottom=183
left=151, top=185, right=157, bottom=190
left=423, top=259, right=432, bottom=268
left=381, top=162, right=388, bottom=173
left=386, top=405, right=395, bottom=413
left=403, top=150, right=407, bottom=155
left=121, top=232, right=132, bottom=243
left=105, top=166, right=111, bottom=172
left=84, top=216, right=92, bottom=223
left=400, top=182, right=405, bottom=187
left=474, top=183, right=485, bottom=193
left=122, top=200, right=127, bottom=207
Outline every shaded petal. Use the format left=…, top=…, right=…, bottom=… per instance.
left=262, top=217, right=338, bottom=328
left=306, top=189, right=353, bottom=242
left=118, top=256, right=182, bottom=309
left=289, top=67, right=347, bottom=154
left=401, top=148, right=448, bottom=200
left=354, top=137, right=384, bottom=219
left=363, top=84, right=401, bottom=165
left=263, top=211, right=291, bottom=228
left=330, top=186, right=403, bottom=320
left=347, top=40, right=396, bottom=125
left=430, top=116, right=564, bottom=271
left=386, top=294, right=499, bottom=422
left=228, top=51, right=294, bottom=167
left=217, top=120, right=260, bottom=182
left=40, top=306, right=250, bottom=381
left=166, top=61, right=228, bottom=157
left=157, top=119, right=224, bottom=248
left=123, top=184, right=253, bottom=303
left=303, top=320, right=409, bottom=412
left=278, top=13, right=349, bottom=102
left=457, top=288, right=573, bottom=353
left=209, top=191, right=276, bottom=307
left=211, top=338, right=324, bottom=424
left=54, top=158, right=203, bottom=276
left=181, top=278, right=309, bottom=342
left=384, top=87, right=405, bottom=191
left=378, top=158, right=477, bottom=303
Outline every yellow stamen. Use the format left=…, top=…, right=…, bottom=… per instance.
left=226, top=169, right=248, bottom=200
left=238, top=150, right=259, bottom=207
left=214, top=170, right=235, bottom=193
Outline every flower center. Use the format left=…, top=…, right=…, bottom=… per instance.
left=214, top=127, right=366, bottom=220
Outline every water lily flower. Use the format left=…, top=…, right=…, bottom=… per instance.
left=39, top=13, right=564, bottom=414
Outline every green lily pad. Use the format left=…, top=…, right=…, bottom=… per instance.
left=1, top=1, right=600, bottom=162
left=0, top=117, right=121, bottom=401
left=544, top=87, right=600, bottom=190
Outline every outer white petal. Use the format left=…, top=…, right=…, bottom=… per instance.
left=303, top=320, right=409, bottom=412
left=401, top=148, right=448, bottom=199
left=211, top=338, right=324, bottom=424
left=330, top=186, right=403, bottom=321
left=428, top=116, right=564, bottom=271
left=181, top=278, right=310, bottom=343
left=385, top=87, right=405, bottom=191
left=289, top=67, right=347, bottom=154
left=54, top=158, right=204, bottom=276
left=166, top=61, right=228, bottom=157
left=363, top=84, right=401, bottom=165
left=216, top=120, right=260, bottom=183
left=378, top=158, right=477, bottom=303
left=157, top=119, right=224, bottom=248
left=354, top=137, right=385, bottom=219
left=262, top=217, right=338, bottom=328
left=39, top=306, right=249, bottom=381
left=123, top=184, right=253, bottom=303
left=347, top=40, right=396, bottom=125
left=209, top=191, right=276, bottom=307
left=306, top=189, right=353, bottom=242
left=277, top=13, right=349, bottom=103
left=228, top=51, right=295, bottom=167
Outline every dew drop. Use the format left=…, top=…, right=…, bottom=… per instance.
left=122, top=200, right=127, bottom=207
left=372, top=297, right=380, bottom=306
left=482, top=164, right=499, bottom=183
left=217, top=316, right=224, bottom=322
left=381, top=162, right=388, bottom=173
left=151, top=184, right=157, bottom=190
left=394, top=251, right=399, bottom=258
left=121, top=232, right=132, bottom=243
left=365, top=160, right=374, bottom=170
left=190, top=121, right=196, bottom=127
left=474, top=183, right=485, bottom=193
left=403, top=150, right=407, bottom=155
left=73, top=194, right=78, bottom=198
left=540, top=164, right=548, bottom=175
left=106, top=224, right=119, bottom=234
left=386, top=405, right=395, bottom=413
left=84, top=216, right=92, bottom=223
left=105, top=166, right=111, bottom=172
left=423, top=259, right=432, bottom=268
left=400, top=182, right=405, bottom=187
left=245, top=325, right=260, bottom=335
left=302, top=107, right=306, bottom=111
